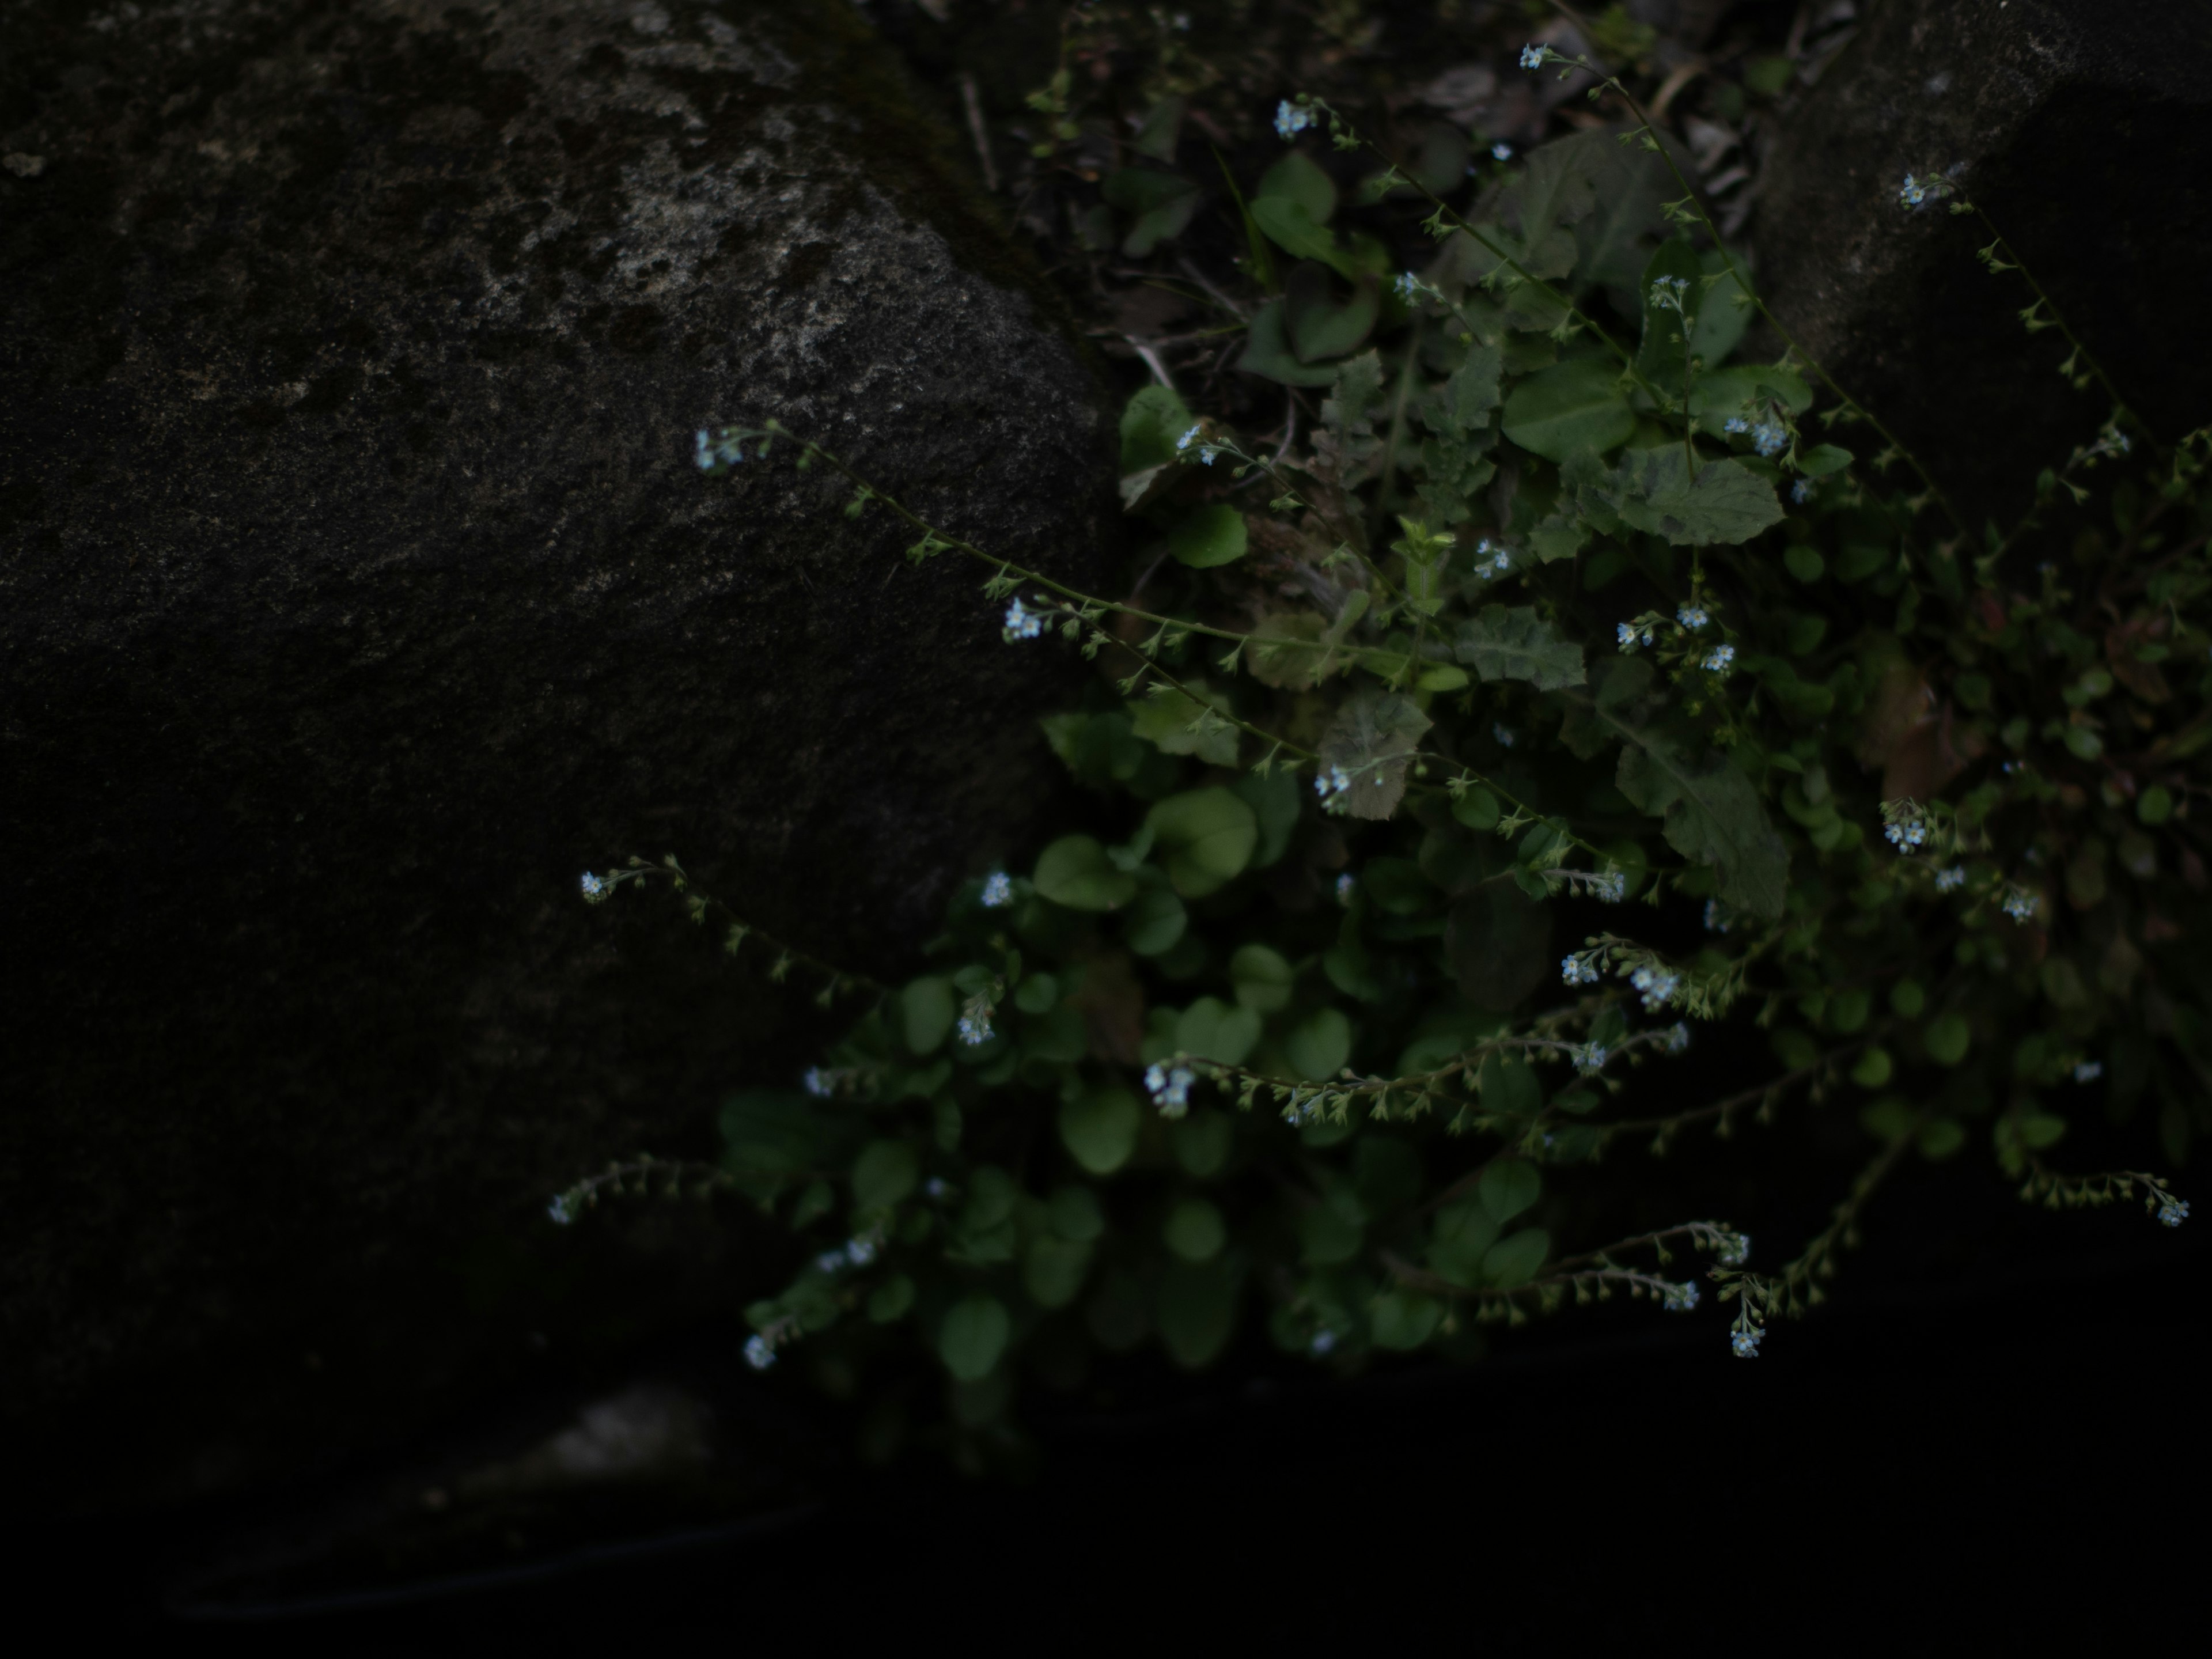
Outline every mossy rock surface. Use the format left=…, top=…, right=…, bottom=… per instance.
left=0, top=0, right=1112, bottom=1502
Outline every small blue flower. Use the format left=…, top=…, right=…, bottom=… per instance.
left=1562, top=955, right=1600, bottom=987
left=1493, top=722, right=1517, bottom=748
left=1628, top=964, right=1681, bottom=1012
left=1336, top=872, right=1356, bottom=904
left=547, top=1194, right=574, bottom=1225
left=1731, top=1325, right=1764, bottom=1358
left=1577, top=1042, right=1608, bottom=1074
left=957, top=1009, right=994, bottom=1047
left=1662, top=1281, right=1700, bottom=1312
left=846, top=1235, right=877, bottom=1267
left=1519, top=44, right=1546, bottom=70
left=1310, top=1328, right=1339, bottom=1355
left=803, top=1066, right=833, bottom=1098
left=1665, top=1024, right=1691, bottom=1055
left=1394, top=271, right=1419, bottom=302
left=1315, top=765, right=1352, bottom=806
left=579, top=871, right=607, bottom=903
left=1617, top=621, right=1639, bottom=650
left=2001, top=888, right=2041, bottom=924
left=1898, top=173, right=1927, bottom=209
left=1275, top=100, right=1313, bottom=140
left=1752, top=422, right=1787, bottom=458
left=1702, top=643, right=1735, bottom=674
left=1145, top=1062, right=1196, bottom=1115
left=1934, top=865, right=1967, bottom=892
left=1704, top=898, right=1730, bottom=934
left=1003, top=597, right=1045, bottom=640
left=2074, top=1060, right=2103, bottom=1083
left=1717, top=1232, right=1749, bottom=1266
left=1724, top=415, right=1749, bottom=434
left=814, top=1249, right=847, bottom=1275
left=1677, top=605, right=1709, bottom=631
left=695, top=429, right=713, bottom=470
left=1491, top=141, right=1513, bottom=161
left=1177, top=424, right=1200, bottom=452
left=1791, top=479, right=1814, bottom=504
left=2160, top=1199, right=2191, bottom=1228
left=1594, top=869, right=1627, bottom=903
left=744, top=1334, right=777, bottom=1370
left=1885, top=818, right=1928, bottom=851
left=980, top=870, right=1014, bottom=908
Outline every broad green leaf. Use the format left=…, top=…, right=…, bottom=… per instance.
left=1245, top=612, right=1334, bottom=688
left=1476, top=1051, right=1543, bottom=1117
left=1174, top=995, right=1263, bottom=1066
left=1501, top=357, right=1635, bottom=461
left=1255, top=149, right=1338, bottom=222
left=1429, top=1200, right=1502, bottom=1288
left=1285, top=1007, right=1352, bottom=1082
left=1319, top=688, right=1434, bottom=821
left=1615, top=737, right=1790, bottom=919
left=938, top=1294, right=1011, bottom=1380
left=719, top=1090, right=858, bottom=1202
left=1324, top=349, right=1387, bottom=437
left=902, top=976, right=956, bottom=1054
left=1608, top=448, right=1783, bottom=547
left=1162, top=1196, right=1227, bottom=1262
left=851, top=1140, right=919, bottom=1215
left=1690, top=361, right=1814, bottom=434
left=1032, top=834, right=1138, bottom=911
left=1482, top=1226, right=1551, bottom=1290
left=1059, top=1086, right=1141, bottom=1175
left=1130, top=683, right=1239, bottom=764
left=1923, top=1011, right=1972, bottom=1066
left=1229, top=943, right=1295, bottom=1013
left=1119, top=384, right=1194, bottom=474
left=1455, top=604, right=1587, bottom=690
left=1688, top=249, right=1754, bottom=367
left=1101, top=168, right=1199, bottom=257
left=1041, top=710, right=1147, bottom=789
left=1250, top=195, right=1354, bottom=277
left=1569, top=134, right=1669, bottom=297
left=1131, top=95, right=1183, bottom=162
left=1146, top=786, right=1259, bottom=897
left=1509, top=129, right=1604, bottom=243
left=1171, top=1110, right=1234, bottom=1177
left=1238, top=298, right=1342, bottom=387
left=1024, top=1237, right=1093, bottom=1309
left=1479, top=1157, right=1541, bottom=1224
left=1289, top=274, right=1379, bottom=362
left=1048, top=1185, right=1105, bottom=1241
left=1799, top=442, right=1853, bottom=478
left=1439, top=344, right=1502, bottom=434
left=1157, top=1257, right=1240, bottom=1368
left=1232, top=767, right=1301, bottom=868
left=1120, top=884, right=1188, bottom=957
left=1166, top=503, right=1248, bottom=569
left=1370, top=1288, right=1442, bottom=1350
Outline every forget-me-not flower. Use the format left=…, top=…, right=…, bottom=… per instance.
left=1275, top=100, right=1312, bottom=140
left=980, top=870, right=1014, bottom=908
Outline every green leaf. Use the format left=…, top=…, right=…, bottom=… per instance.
left=1607, top=448, right=1783, bottom=546
left=1238, top=298, right=1343, bottom=387
left=1370, top=1288, right=1443, bottom=1350
left=1501, top=357, right=1635, bottom=461
left=1614, top=737, right=1790, bottom=919
left=1288, top=273, right=1380, bottom=362
left=1923, top=1012, right=1972, bottom=1066
left=1798, top=443, right=1853, bottom=478
left=1171, top=1110, right=1234, bottom=1178
left=1319, top=688, right=1434, bottom=821
left=1131, top=95, right=1184, bottom=162
left=1232, top=767, right=1301, bottom=867
left=1162, top=1196, right=1228, bottom=1262
left=1510, top=129, right=1604, bottom=244
left=719, top=1090, right=858, bottom=1202
left=1156, top=1257, right=1240, bottom=1368
left=868, top=1274, right=914, bottom=1323
left=1033, top=834, right=1138, bottom=911
left=1447, top=883, right=1552, bottom=1012
left=1166, top=503, right=1248, bottom=569
left=1255, top=149, right=1338, bottom=222
left=1119, top=384, right=1194, bottom=474
left=1230, top=943, right=1295, bottom=1013
left=1059, top=1086, right=1141, bottom=1175
left=938, top=1294, right=1011, bottom=1381
left=1634, top=236, right=1705, bottom=396
left=1174, top=995, right=1262, bottom=1066
left=1285, top=1007, right=1352, bottom=1082
left=1482, top=1226, right=1551, bottom=1290
left=1120, top=884, right=1188, bottom=957
left=902, top=976, right=957, bottom=1054
left=1476, top=1051, right=1542, bottom=1117
left=1455, top=604, right=1586, bottom=690
left=1439, top=344, right=1503, bottom=434
left=1048, top=1185, right=1105, bottom=1240
left=1300, top=1190, right=1364, bottom=1264
left=1146, top=786, right=1259, bottom=897
left=851, top=1139, right=919, bottom=1215
left=1429, top=1200, right=1502, bottom=1288
left=1687, top=249, right=1753, bottom=367
left=1101, top=168, right=1199, bottom=257
left=1130, top=683, right=1240, bottom=764
left=1250, top=195, right=1355, bottom=277
left=1024, top=1237, right=1094, bottom=1309
left=1479, top=1158, right=1541, bottom=1224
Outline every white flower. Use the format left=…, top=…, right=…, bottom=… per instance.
left=1702, top=643, right=1735, bottom=674
left=744, top=1334, right=777, bottom=1370
left=980, top=870, right=1014, bottom=908
left=1275, top=100, right=1313, bottom=140
left=1003, top=597, right=1044, bottom=641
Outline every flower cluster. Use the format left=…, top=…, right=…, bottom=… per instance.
left=547, top=1193, right=575, bottom=1225
left=1934, top=865, right=1967, bottom=892
left=980, top=870, right=1014, bottom=909
left=803, top=1066, right=834, bottom=1098
left=1661, top=1280, right=1700, bottom=1312
left=1003, top=597, right=1045, bottom=641
left=1176, top=424, right=1221, bottom=465
left=1574, top=1042, right=1609, bottom=1074
left=1677, top=605, right=1709, bottom=631
left=1665, top=1024, right=1692, bottom=1055
left=1702, top=643, right=1735, bottom=675
left=1561, top=952, right=1602, bottom=987
left=694, top=427, right=745, bottom=470
left=1897, top=171, right=1956, bottom=211
left=1274, top=99, right=1312, bottom=140
left=1617, top=620, right=1655, bottom=651
left=2073, top=1060, right=2104, bottom=1083
left=1518, top=44, right=1547, bottom=69
left=579, top=871, right=609, bottom=904
left=1884, top=801, right=1930, bottom=853
left=1648, top=274, right=1690, bottom=314
left=1730, top=1324, right=1764, bottom=1358
left=1472, top=538, right=1513, bottom=581
left=1703, top=899, right=1732, bottom=934
left=1628, top=963, right=1681, bottom=1012
left=2159, top=1199, right=2191, bottom=1228
left=2002, top=887, right=2042, bottom=924
left=1145, top=1062, right=1196, bottom=1116
left=744, top=1333, right=777, bottom=1370
left=1314, top=765, right=1353, bottom=810
left=815, top=1234, right=878, bottom=1274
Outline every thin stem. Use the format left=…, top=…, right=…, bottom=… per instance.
left=1967, top=203, right=2145, bottom=440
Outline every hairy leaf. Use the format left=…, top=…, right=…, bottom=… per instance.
left=1607, top=448, right=1783, bottom=546
left=1501, top=357, right=1635, bottom=461
left=1319, top=688, right=1433, bottom=820
left=1615, top=737, right=1790, bottom=918
left=1455, top=605, right=1587, bottom=690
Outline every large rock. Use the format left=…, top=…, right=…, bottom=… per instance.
left=1753, top=0, right=2212, bottom=531
left=0, top=0, right=1112, bottom=1498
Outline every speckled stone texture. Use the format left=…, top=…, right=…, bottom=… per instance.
left=0, top=0, right=1111, bottom=1494
left=1753, top=0, right=2212, bottom=532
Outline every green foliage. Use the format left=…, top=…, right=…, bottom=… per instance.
left=598, top=43, right=2204, bottom=1453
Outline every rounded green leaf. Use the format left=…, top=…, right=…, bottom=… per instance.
left=2138, top=785, right=2173, bottom=825
left=1916, top=1117, right=1966, bottom=1160
left=1156, top=1257, right=1238, bottom=1368
left=1482, top=1226, right=1551, bottom=1290
left=851, top=1140, right=919, bottom=1215
left=938, top=1294, right=1010, bottom=1381
left=1478, top=1157, right=1541, bottom=1224
left=1785, top=543, right=1825, bottom=583
left=1059, top=1086, right=1141, bottom=1175
left=1369, top=1287, right=1442, bottom=1351
left=1118, top=382, right=1194, bottom=474
left=1851, top=1046, right=1894, bottom=1088
left=1256, top=149, right=1338, bottom=222
left=1146, top=787, right=1259, bottom=897
left=868, top=1274, right=915, bottom=1324
left=1166, top=505, right=1248, bottom=569
left=1170, top=1110, right=1234, bottom=1179
left=1174, top=995, right=1262, bottom=1066
left=1889, top=978, right=1926, bottom=1019
left=1229, top=944, right=1294, bottom=1013
left=1032, top=834, right=1138, bottom=911
left=1023, top=1237, right=1094, bottom=1309
left=1923, top=1012, right=1971, bottom=1066
left=902, top=977, right=956, bottom=1055
left=1284, top=1007, right=1352, bottom=1082
left=1047, top=1184, right=1105, bottom=1241
left=1501, top=357, right=1635, bottom=462
left=1162, top=1196, right=1227, bottom=1262
left=1122, top=885, right=1188, bottom=956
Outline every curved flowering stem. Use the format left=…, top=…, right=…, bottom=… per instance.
left=1597, top=1035, right=1872, bottom=1152
left=1528, top=16, right=1969, bottom=539
left=545, top=1153, right=738, bottom=1226
left=586, top=854, right=885, bottom=1002
left=2017, top=1160, right=2190, bottom=1226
